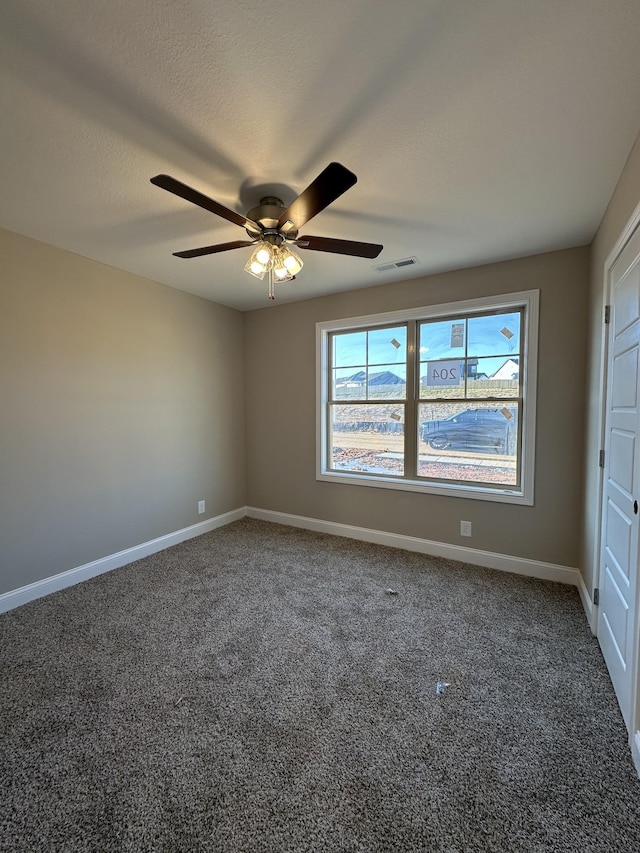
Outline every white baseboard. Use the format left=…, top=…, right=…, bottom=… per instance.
left=246, top=507, right=581, bottom=587
left=0, top=508, right=246, bottom=614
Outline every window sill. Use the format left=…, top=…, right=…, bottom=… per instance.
left=317, top=469, right=533, bottom=505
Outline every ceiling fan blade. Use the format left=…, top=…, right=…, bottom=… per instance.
left=151, top=175, right=260, bottom=231
left=297, top=234, right=383, bottom=259
left=277, top=163, right=357, bottom=231
left=173, top=240, right=255, bottom=259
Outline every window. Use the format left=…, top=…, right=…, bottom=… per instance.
left=317, top=291, right=539, bottom=504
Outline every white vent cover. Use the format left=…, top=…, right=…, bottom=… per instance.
left=374, top=257, right=418, bottom=272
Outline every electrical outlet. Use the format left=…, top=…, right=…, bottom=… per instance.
left=198, top=500, right=205, bottom=514
left=460, top=520, right=472, bottom=537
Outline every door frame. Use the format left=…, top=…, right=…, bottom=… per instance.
left=592, top=199, right=640, bottom=777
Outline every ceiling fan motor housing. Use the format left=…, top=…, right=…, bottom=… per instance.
left=245, top=197, right=297, bottom=240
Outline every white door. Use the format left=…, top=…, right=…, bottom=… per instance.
left=598, top=225, right=640, bottom=731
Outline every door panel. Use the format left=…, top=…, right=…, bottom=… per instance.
left=601, top=564, right=629, bottom=662
left=605, top=498, right=632, bottom=582
left=615, top=264, right=640, bottom=333
left=602, top=566, right=629, bottom=669
left=612, top=347, right=638, bottom=408
left=609, top=429, right=634, bottom=495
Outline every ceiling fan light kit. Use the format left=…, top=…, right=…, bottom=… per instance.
left=150, top=163, right=383, bottom=300
left=244, top=237, right=304, bottom=299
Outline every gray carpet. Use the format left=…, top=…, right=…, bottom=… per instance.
left=1, top=518, right=639, bottom=852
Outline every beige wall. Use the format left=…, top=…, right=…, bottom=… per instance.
left=582, top=132, right=640, bottom=593
left=244, top=247, right=589, bottom=568
left=0, top=228, right=246, bottom=595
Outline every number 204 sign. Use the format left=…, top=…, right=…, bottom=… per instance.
left=425, top=360, right=464, bottom=386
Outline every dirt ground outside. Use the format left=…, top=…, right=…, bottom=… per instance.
left=330, top=432, right=518, bottom=485
left=332, top=431, right=516, bottom=463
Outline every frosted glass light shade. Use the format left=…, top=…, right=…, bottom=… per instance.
left=282, top=248, right=303, bottom=275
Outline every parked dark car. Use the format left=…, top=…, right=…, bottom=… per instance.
left=420, top=407, right=516, bottom=452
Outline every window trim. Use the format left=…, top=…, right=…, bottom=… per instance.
left=316, top=290, right=539, bottom=505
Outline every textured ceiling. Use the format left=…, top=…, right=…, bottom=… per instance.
left=1, top=0, right=640, bottom=311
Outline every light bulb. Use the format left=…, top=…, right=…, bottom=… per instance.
left=282, top=249, right=303, bottom=275
left=256, top=246, right=271, bottom=265
left=245, top=249, right=267, bottom=279
left=271, top=246, right=293, bottom=281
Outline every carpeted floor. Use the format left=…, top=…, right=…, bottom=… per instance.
left=1, top=518, right=639, bottom=852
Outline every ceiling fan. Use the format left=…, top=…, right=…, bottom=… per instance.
left=150, top=163, right=383, bottom=299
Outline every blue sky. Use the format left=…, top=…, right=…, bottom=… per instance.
left=332, top=312, right=521, bottom=379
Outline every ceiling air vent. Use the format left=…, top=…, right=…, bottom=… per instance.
left=374, top=257, right=418, bottom=272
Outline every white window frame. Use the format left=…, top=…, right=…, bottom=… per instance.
left=316, top=290, right=539, bottom=505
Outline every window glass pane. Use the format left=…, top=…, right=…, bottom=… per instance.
left=332, top=367, right=367, bottom=400
left=419, top=357, right=466, bottom=399
left=417, top=401, right=518, bottom=487
left=333, top=331, right=367, bottom=368
left=367, top=364, right=407, bottom=399
left=367, top=326, right=407, bottom=366
left=467, top=312, right=521, bottom=358
left=467, top=356, right=520, bottom=398
left=329, top=404, right=405, bottom=476
left=419, top=319, right=466, bottom=362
